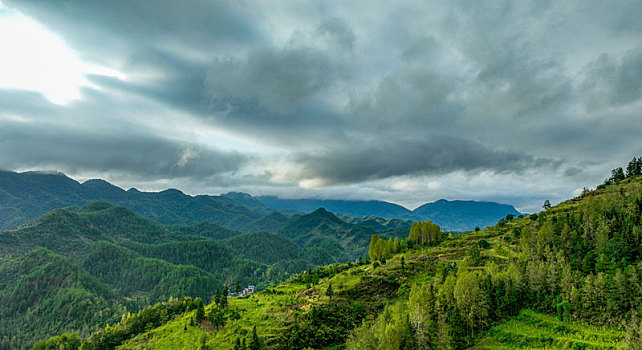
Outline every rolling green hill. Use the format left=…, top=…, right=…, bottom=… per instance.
left=279, top=208, right=376, bottom=261
left=57, top=172, right=642, bottom=350
left=0, top=248, right=128, bottom=350
left=1, top=201, right=364, bottom=349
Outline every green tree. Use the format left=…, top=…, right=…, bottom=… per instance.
left=626, top=157, right=639, bottom=177
left=469, top=244, right=482, bottom=266
left=556, top=300, right=571, bottom=322
left=249, top=325, right=264, bottom=350
left=369, top=235, right=382, bottom=261
left=454, top=272, right=488, bottom=336
left=612, top=167, right=625, bottom=183
left=478, top=240, right=490, bottom=249
left=209, top=306, right=226, bottom=331
left=221, top=284, right=229, bottom=308
left=543, top=200, right=551, bottom=210
left=32, top=333, right=81, bottom=350
left=326, top=283, right=334, bottom=298
left=195, top=298, right=205, bottom=323
left=408, top=284, right=435, bottom=348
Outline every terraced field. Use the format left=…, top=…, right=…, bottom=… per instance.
left=473, top=309, right=627, bottom=349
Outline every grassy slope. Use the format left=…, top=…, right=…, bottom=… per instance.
left=473, top=309, right=626, bottom=349
left=103, top=177, right=642, bottom=350
left=117, top=239, right=628, bottom=350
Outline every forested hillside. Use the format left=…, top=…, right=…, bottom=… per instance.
left=0, top=201, right=376, bottom=349
left=47, top=169, right=641, bottom=349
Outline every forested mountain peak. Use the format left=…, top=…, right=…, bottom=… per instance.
left=0, top=170, right=272, bottom=231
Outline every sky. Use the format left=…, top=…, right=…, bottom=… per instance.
left=0, top=1, right=641, bottom=213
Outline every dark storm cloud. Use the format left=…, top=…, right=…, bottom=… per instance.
left=205, top=45, right=347, bottom=114
left=86, top=50, right=211, bottom=115
left=0, top=90, right=248, bottom=180
left=295, top=136, right=559, bottom=185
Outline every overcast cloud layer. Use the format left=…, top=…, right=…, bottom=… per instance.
left=1, top=0, right=641, bottom=212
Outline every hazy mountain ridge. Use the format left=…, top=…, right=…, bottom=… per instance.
left=1, top=170, right=521, bottom=233
left=0, top=171, right=273, bottom=232
left=229, top=193, right=522, bottom=231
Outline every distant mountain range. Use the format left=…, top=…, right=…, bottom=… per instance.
left=0, top=170, right=520, bottom=232
left=223, top=192, right=521, bottom=231
left=0, top=170, right=282, bottom=232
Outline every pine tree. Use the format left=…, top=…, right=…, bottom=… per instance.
left=612, top=167, right=626, bottom=183
left=221, top=284, right=229, bottom=308
left=627, top=157, right=639, bottom=177
left=214, top=289, right=221, bottom=307
left=543, top=200, right=551, bottom=210
left=326, top=283, right=334, bottom=298
left=195, top=298, right=205, bottom=323
left=249, top=325, right=263, bottom=350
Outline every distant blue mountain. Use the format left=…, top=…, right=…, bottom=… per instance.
left=254, top=196, right=415, bottom=219
left=223, top=194, right=522, bottom=232
left=413, top=199, right=522, bottom=231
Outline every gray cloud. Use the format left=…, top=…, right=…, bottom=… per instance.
left=582, top=48, right=642, bottom=108
left=0, top=91, right=248, bottom=180
left=205, top=45, right=347, bottom=113
left=294, top=136, right=559, bottom=185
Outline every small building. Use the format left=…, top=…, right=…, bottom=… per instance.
left=230, top=284, right=256, bottom=297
